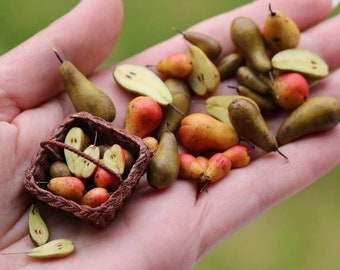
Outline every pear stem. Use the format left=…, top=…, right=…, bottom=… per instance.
left=199, top=180, right=210, bottom=193
left=268, top=3, right=276, bottom=16
left=53, top=48, right=64, bottom=63
left=172, top=26, right=184, bottom=36
left=276, top=149, right=289, bottom=160
left=268, top=69, right=274, bottom=85
left=168, top=103, right=185, bottom=117
left=227, top=85, right=238, bottom=91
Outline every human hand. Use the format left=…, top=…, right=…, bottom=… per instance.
left=0, top=0, right=339, bottom=269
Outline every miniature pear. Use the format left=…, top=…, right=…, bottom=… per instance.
left=228, top=98, right=287, bottom=158
left=276, top=96, right=340, bottom=145
left=230, top=16, right=272, bottom=74
left=54, top=50, right=116, bottom=121
left=217, top=53, right=244, bottom=80
left=147, top=131, right=179, bottom=189
left=263, top=4, right=300, bottom=53
left=205, top=95, right=260, bottom=126
left=187, top=45, right=220, bottom=96
left=236, top=66, right=271, bottom=95
left=271, top=48, right=329, bottom=79
left=154, top=78, right=191, bottom=139
left=178, top=113, right=239, bottom=153
left=174, top=27, right=222, bottom=60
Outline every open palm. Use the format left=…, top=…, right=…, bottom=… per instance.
left=0, top=0, right=339, bottom=269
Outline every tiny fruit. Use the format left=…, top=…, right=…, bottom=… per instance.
left=236, top=66, right=271, bottom=95
left=178, top=113, right=239, bottom=153
left=113, top=64, right=173, bottom=105
left=143, top=136, right=159, bottom=156
left=263, top=4, right=300, bottom=53
left=271, top=48, right=329, bottom=79
left=81, top=187, right=110, bottom=208
left=175, top=27, right=222, bottom=60
left=200, top=153, right=232, bottom=192
left=187, top=44, right=220, bottom=96
left=228, top=98, right=286, bottom=158
left=122, top=148, right=135, bottom=174
left=47, top=176, right=85, bottom=202
left=147, top=131, right=179, bottom=189
left=25, top=239, right=75, bottom=259
left=196, top=156, right=209, bottom=171
left=74, top=145, right=100, bottom=179
left=230, top=16, right=272, bottom=74
left=276, top=96, right=340, bottom=145
left=103, top=144, right=126, bottom=174
left=54, top=50, right=116, bottom=121
left=94, top=165, right=120, bottom=191
left=124, top=96, right=163, bottom=138
left=205, top=95, right=260, bottom=127
left=232, top=85, right=278, bottom=115
left=154, top=78, right=191, bottom=139
left=63, top=127, right=90, bottom=174
left=217, top=52, right=244, bottom=80
left=269, top=72, right=310, bottom=110
left=223, top=144, right=251, bottom=168
left=49, top=161, right=71, bottom=178
left=178, top=153, right=204, bottom=180
left=156, top=52, right=192, bottom=78
left=28, top=204, right=49, bottom=246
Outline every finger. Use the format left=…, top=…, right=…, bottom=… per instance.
left=0, top=0, right=123, bottom=114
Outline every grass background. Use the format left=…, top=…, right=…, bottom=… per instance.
left=1, top=0, right=340, bottom=269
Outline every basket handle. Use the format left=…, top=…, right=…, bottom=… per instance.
left=40, top=140, right=123, bottom=183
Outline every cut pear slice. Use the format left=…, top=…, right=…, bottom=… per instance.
left=25, top=239, right=75, bottom=259
left=113, top=64, right=173, bottom=106
left=103, top=144, right=126, bottom=175
left=187, top=45, right=220, bottom=96
left=271, top=48, right=329, bottom=79
left=63, top=127, right=89, bottom=174
left=28, top=204, right=49, bottom=246
left=74, top=145, right=100, bottom=179
left=205, top=95, right=260, bottom=126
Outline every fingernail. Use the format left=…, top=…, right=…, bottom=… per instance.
left=332, top=0, right=339, bottom=8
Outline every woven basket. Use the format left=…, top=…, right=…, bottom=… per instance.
left=24, top=112, right=151, bottom=226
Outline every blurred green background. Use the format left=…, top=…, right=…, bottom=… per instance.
left=1, top=0, right=339, bottom=269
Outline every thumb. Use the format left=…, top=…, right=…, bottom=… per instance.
left=0, top=0, right=123, bottom=114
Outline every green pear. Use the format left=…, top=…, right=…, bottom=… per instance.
left=230, top=16, right=272, bottom=74
left=147, top=131, right=179, bottom=189
left=174, top=27, right=222, bottom=60
left=54, top=50, right=116, bottom=121
left=228, top=98, right=287, bottom=159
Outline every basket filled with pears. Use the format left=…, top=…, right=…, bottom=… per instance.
left=23, top=50, right=152, bottom=227
left=24, top=112, right=151, bottom=226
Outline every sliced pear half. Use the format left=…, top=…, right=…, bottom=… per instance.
left=74, top=145, right=100, bottom=179
left=187, top=45, right=220, bottom=96
left=64, top=127, right=90, bottom=174
left=271, top=48, right=329, bottom=79
left=113, top=64, right=173, bottom=106
left=205, top=95, right=260, bottom=126
left=103, top=144, right=126, bottom=175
